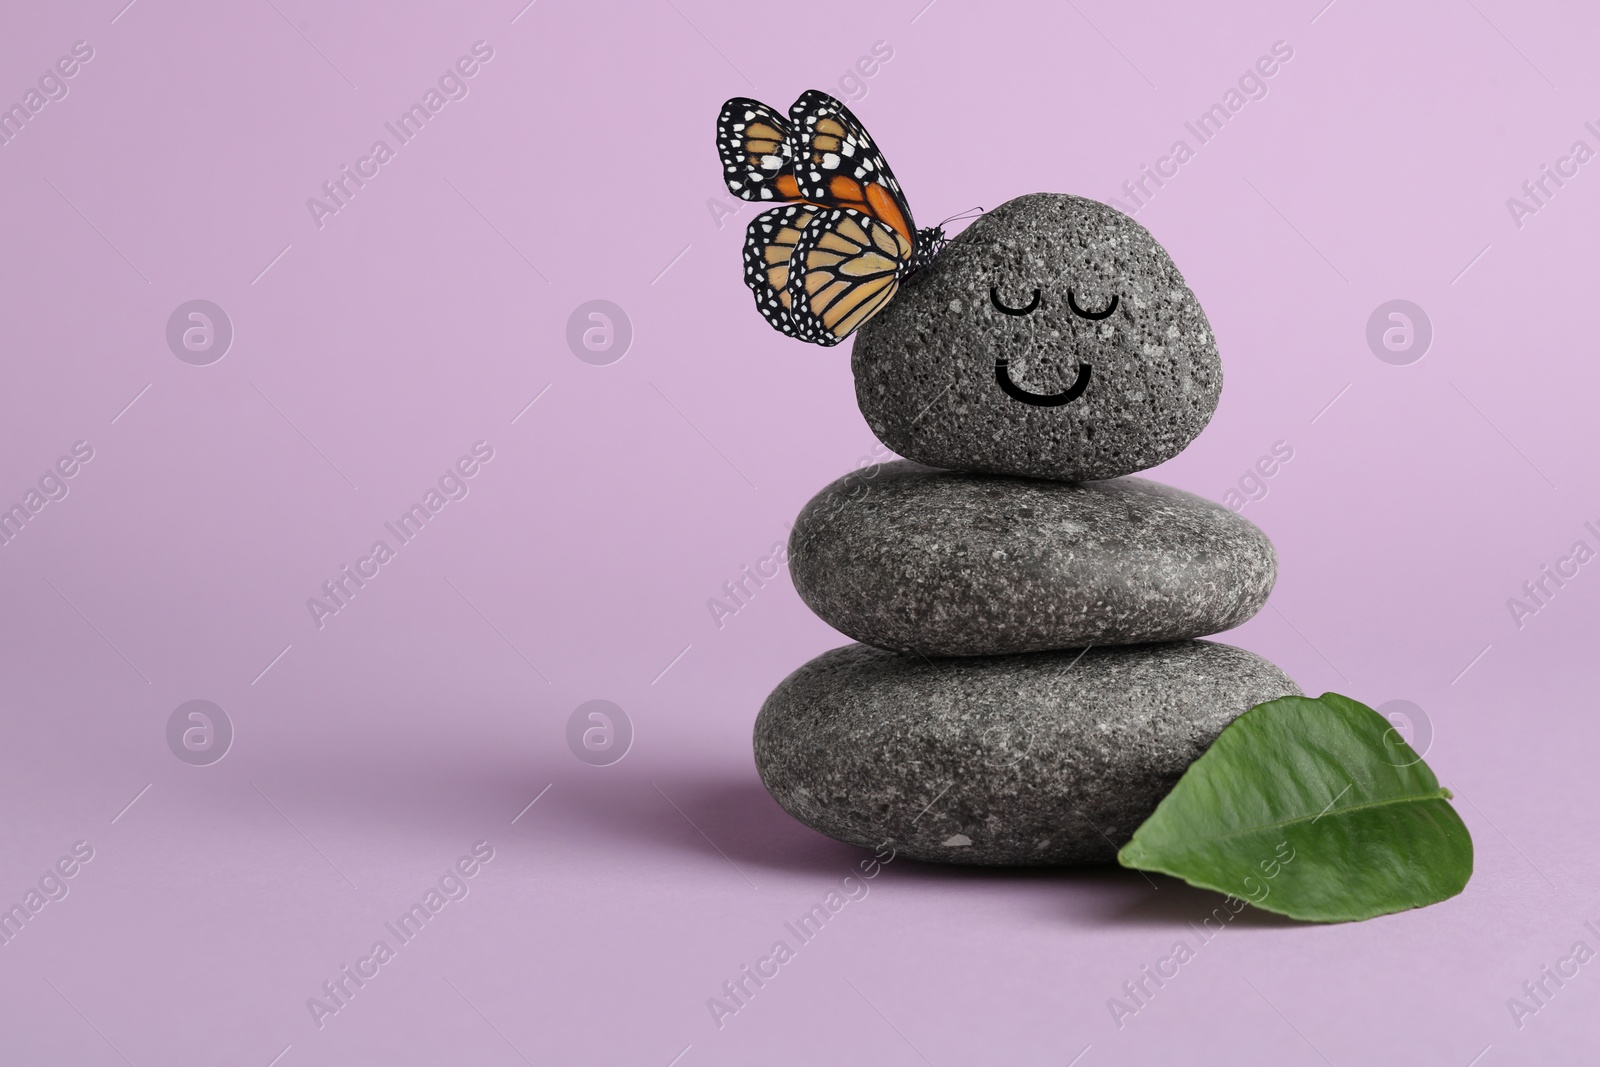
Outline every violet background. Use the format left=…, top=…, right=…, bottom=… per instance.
left=1, top=0, right=1596, bottom=1063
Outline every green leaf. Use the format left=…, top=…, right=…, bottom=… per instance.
left=1117, top=692, right=1473, bottom=922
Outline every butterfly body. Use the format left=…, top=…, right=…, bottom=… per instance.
left=717, top=91, right=937, bottom=346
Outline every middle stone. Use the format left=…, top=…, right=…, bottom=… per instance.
left=790, top=460, right=1277, bottom=656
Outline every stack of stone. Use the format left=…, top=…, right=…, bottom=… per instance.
left=754, top=194, right=1300, bottom=866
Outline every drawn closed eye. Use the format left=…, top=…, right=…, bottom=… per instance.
left=990, top=286, right=1040, bottom=316
left=1067, top=290, right=1119, bottom=320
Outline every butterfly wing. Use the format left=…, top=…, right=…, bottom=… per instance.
left=720, top=92, right=925, bottom=346
left=742, top=205, right=824, bottom=340
left=786, top=207, right=913, bottom=346
left=717, top=98, right=807, bottom=203
left=788, top=90, right=916, bottom=248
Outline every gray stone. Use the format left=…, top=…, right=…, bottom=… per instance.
left=790, top=461, right=1277, bottom=656
left=753, top=640, right=1299, bottom=866
left=852, top=193, right=1222, bottom=481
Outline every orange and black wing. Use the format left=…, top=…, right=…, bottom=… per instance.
left=717, top=98, right=807, bottom=203
left=788, top=90, right=916, bottom=250
left=742, top=205, right=825, bottom=341
left=785, top=208, right=913, bottom=346
left=720, top=92, right=928, bottom=346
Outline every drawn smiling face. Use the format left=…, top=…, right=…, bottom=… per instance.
left=851, top=193, right=1222, bottom=482
left=988, top=283, right=1119, bottom=407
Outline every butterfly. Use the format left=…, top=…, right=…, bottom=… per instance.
left=716, top=90, right=944, bottom=346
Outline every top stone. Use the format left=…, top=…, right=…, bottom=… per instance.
left=852, top=193, right=1222, bottom=482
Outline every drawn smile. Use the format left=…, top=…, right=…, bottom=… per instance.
left=995, top=359, right=1091, bottom=407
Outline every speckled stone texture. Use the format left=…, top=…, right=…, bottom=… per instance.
left=790, top=461, right=1277, bottom=656
left=852, top=193, right=1222, bottom=481
left=754, top=641, right=1300, bottom=866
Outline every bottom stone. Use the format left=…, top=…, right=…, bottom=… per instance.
left=754, top=641, right=1300, bottom=866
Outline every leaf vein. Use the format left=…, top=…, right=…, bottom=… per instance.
left=1136, top=789, right=1454, bottom=851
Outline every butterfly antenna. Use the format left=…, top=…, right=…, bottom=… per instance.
left=911, top=207, right=982, bottom=274
left=937, top=205, right=986, bottom=228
